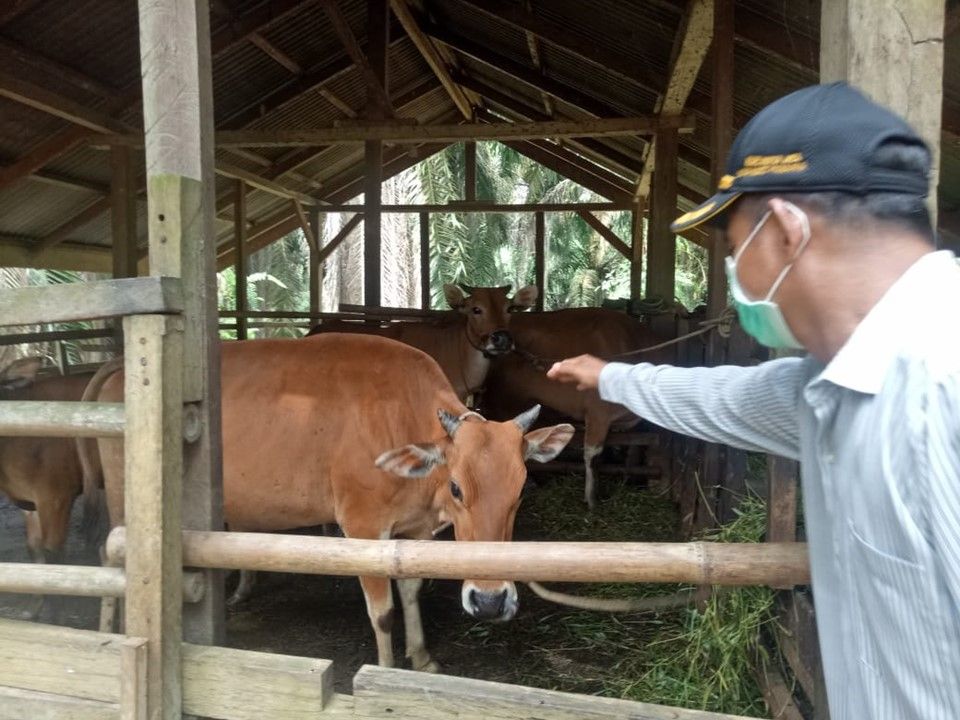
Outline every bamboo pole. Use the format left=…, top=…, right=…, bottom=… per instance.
left=106, top=528, right=810, bottom=587
left=0, top=401, right=124, bottom=437
left=0, top=563, right=205, bottom=602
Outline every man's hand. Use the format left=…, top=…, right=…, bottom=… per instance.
left=546, top=354, right=608, bottom=391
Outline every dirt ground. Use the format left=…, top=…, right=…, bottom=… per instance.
left=0, top=473, right=681, bottom=697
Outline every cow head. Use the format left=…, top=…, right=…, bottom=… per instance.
left=443, top=283, right=538, bottom=357
left=376, top=404, right=573, bottom=622
left=0, top=356, right=43, bottom=395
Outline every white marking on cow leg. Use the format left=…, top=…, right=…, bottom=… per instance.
left=228, top=570, right=257, bottom=607
left=584, top=444, right=603, bottom=510
left=359, top=575, right=395, bottom=668
left=397, top=577, right=439, bottom=673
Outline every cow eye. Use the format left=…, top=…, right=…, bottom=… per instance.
left=449, top=480, right=463, bottom=501
left=471, top=306, right=483, bottom=315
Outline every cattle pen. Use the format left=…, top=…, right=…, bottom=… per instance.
left=0, top=1, right=953, bottom=719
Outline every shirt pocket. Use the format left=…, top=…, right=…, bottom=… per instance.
left=849, top=525, right=943, bottom=680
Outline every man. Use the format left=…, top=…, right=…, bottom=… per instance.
left=548, top=83, right=960, bottom=720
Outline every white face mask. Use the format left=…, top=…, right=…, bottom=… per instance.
left=724, top=202, right=811, bottom=350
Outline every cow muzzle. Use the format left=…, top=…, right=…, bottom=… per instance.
left=461, top=581, right=518, bottom=622
left=485, top=330, right=514, bottom=355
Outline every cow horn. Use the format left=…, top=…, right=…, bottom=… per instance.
left=438, top=409, right=462, bottom=438
left=458, top=283, right=476, bottom=296
left=513, top=404, right=541, bottom=433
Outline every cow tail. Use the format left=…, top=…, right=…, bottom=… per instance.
left=526, top=581, right=697, bottom=613
left=77, top=357, right=123, bottom=548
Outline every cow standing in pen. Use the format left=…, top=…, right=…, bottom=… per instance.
left=307, top=284, right=538, bottom=403
left=83, top=334, right=572, bottom=670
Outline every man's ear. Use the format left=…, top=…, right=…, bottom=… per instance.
left=0, top=356, right=43, bottom=390
left=376, top=443, right=446, bottom=477
left=443, top=283, right=466, bottom=309
left=768, top=198, right=809, bottom=259
left=510, top=285, right=538, bottom=311
left=523, top=423, right=575, bottom=463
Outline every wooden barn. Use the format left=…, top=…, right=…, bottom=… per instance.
left=0, top=1, right=953, bottom=718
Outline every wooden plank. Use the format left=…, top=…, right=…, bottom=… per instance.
left=390, top=0, right=472, bottom=119
left=108, top=527, right=812, bottom=587
left=235, top=180, right=248, bottom=341
left=120, top=638, right=147, bottom=720
left=352, top=665, right=763, bottom=720
left=0, top=563, right=125, bottom=595
left=320, top=0, right=393, bottom=115
left=534, top=211, right=545, bottom=310
left=0, top=687, right=117, bottom=720
left=140, top=0, right=225, bottom=646
left=464, top=141, right=477, bottom=201
left=181, top=644, right=334, bottom=720
left=309, top=207, right=322, bottom=313
left=215, top=161, right=320, bottom=205
left=111, top=145, right=139, bottom=279
left=0, top=237, right=112, bottom=272
left=197, top=116, right=695, bottom=147
left=210, top=0, right=312, bottom=56
left=122, top=314, right=184, bottom=720
left=635, top=0, right=714, bottom=199
left=0, top=401, right=124, bottom=438
left=0, top=276, right=182, bottom=327
left=820, top=0, right=943, bottom=221
left=0, top=70, right=129, bottom=134
left=753, top=662, right=804, bottom=720
left=630, top=200, right=645, bottom=300
left=319, top=85, right=358, bottom=117
left=577, top=210, right=630, bottom=259
left=766, top=456, right=798, bottom=543
left=419, top=212, right=430, bottom=309
left=646, top=129, right=679, bottom=301
left=249, top=31, right=302, bottom=74
left=317, top=201, right=633, bottom=213
left=777, top=591, right=829, bottom=718
left=0, top=327, right=114, bottom=347
left=293, top=199, right=317, bottom=253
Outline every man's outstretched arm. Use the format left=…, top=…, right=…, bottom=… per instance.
left=548, top=355, right=806, bottom=460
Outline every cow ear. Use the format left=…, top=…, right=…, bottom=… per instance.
left=510, top=285, right=538, bottom=311
left=523, top=423, right=574, bottom=463
left=0, top=356, right=43, bottom=390
left=376, top=443, right=447, bottom=478
left=443, top=283, right=466, bottom=309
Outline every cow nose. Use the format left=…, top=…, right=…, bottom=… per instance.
left=468, top=588, right=508, bottom=620
left=489, top=330, right=513, bottom=353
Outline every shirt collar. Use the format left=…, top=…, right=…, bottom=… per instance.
left=817, top=251, right=960, bottom=394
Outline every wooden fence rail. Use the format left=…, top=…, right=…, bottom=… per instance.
left=0, top=401, right=124, bottom=437
left=0, top=564, right=207, bottom=602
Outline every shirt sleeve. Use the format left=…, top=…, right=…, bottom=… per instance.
left=597, top=357, right=805, bottom=460
left=925, top=371, right=960, bottom=616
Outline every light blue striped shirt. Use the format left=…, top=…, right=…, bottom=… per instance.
left=599, top=251, right=960, bottom=720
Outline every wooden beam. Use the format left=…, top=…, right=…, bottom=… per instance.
left=210, top=0, right=312, bottom=56
left=235, top=180, right=248, bottom=340
left=419, top=212, right=430, bottom=309
left=390, top=0, right=473, bottom=119
left=317, top=212, right=364, bottom=265
left=26, top=167, right=109, bottom=194
left=318, top=86, right=358, bottom=117
left=215, top=161, right=320, bottom=205
left=139, top=0, right=225, bottom=651
left=0, top=70, right=130, bottom=134
left=534, top=211, right=546, bottom=310
left=248, top=31, right=302, bottom=74
left=365, top=135, right=383, bottom=306
left=646, top=129, right=678, bottom=301
left=0, top=126, right=90, bottom=192
left=34, top=197, right=111, bottom=255
left=0, top=237, right=112, bottom=273
left=0, top=37, right=118, bottom=100
left=635, top=0, right=713, bottom=200
left=767, top=456, right=798, bottom=543
left=293, top=198, right=317, bottom=253
left=110, top=146, right=138, bottom=279
left=201, top=115, right=695, bottom=146
left=309, top=207, right=322, bottom=313
left=318, top=201, right=633, bottom=213
left=577, top=210, right=631, bottom=259
left=0, top=0, right=41, bottom=27
left=821, top=0, right=944, bottom=222
left=464, top=141, right=477, bottom=201
left=630, top=200, right=645, bottom=300
left=320, top=0, right=393, bottom=115
left=521, top=2, right=554, bottom=117
left=505, top=140, right=633, bottom=203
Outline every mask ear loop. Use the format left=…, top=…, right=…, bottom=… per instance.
left=763, top=202, right=812, bottom=302
left=732, top=210, right=772, bottom=264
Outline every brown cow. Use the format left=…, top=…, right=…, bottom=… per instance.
left=87, top=334, right=572, bottom=670
left=307, top=284, right=538, bottom=402
left=0, top=357, right=99, bottom=618
left=481, top=308, right=677, bottom=509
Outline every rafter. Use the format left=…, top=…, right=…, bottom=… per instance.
left=390, top=0, right=473, bottom=119
left=577, top=210, right=631, bottom=258
left=0, top=37, right=118, bottom=99
left=210, top=0, right=314, bottom=56
left=320, top=0, right=393, bottom=115
left=0, top=70, right=130, bottom=133
left=635, top=0, right=713, bottom=200
left=33, top=197, right=112, bottom=255
left=249, top=32, right=302, bottom=74
left=0, top=126, right=91, bottom=192
left=0, top=0, right=41, bottom=27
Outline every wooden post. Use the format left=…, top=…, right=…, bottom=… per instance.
left=111, top=146, right=138, bottom=279
left=234, top=180, right=248, bottom=340
left=123, top=314, right=184, bottom=720
left=767, top=455, right=799, bottom=592
left=464, top=140, right=477, bottom=201
left=630, top=200, right=644, bottom=300
left=821, top=0, right=943, bottom=223
left=309, top=207, right=322, bottom=313
left=138, top=0, right=224, bottom=660
left=645, top=129, right=678, bottom=303
left=364, top=0, right=389, bottom=307
left=534, top=210, right=545, bottom=310
left=419, top=212, right=430, bottom=309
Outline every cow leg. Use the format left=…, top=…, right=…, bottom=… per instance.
left=397, top=577, right=440, bottom=673
left=358, top=575, right=395, bottom=667
left=21, top=511, right=46, bottom=620
left=35, top=498, right=71, bottom=624
left=583, top=412, right=613, bottom=510
left=228, top=570, right=257, bottom=607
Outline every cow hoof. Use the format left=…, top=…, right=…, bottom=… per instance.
left=226, top=594, right=247, bottom=609
left=414, top=659, right=442, bottom=674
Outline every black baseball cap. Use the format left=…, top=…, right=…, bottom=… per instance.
left=671, top=82, right=931, bottom=232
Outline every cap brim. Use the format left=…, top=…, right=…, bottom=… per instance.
left=670, top=191, right=741, bottom=233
